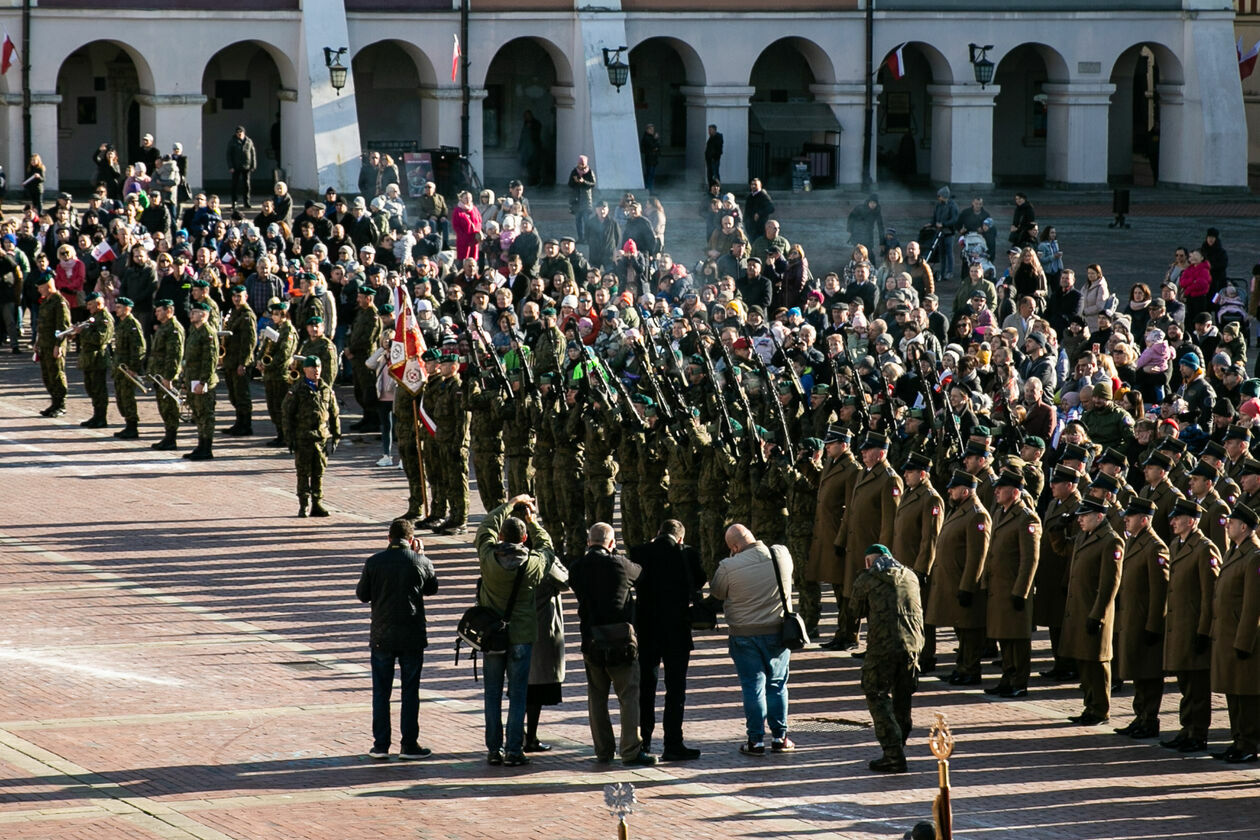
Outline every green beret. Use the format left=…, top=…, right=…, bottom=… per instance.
left=539, top=371, right=559, bottom=384
left=908, top=408, right=926, bottom=420
left=421, top=348, right=441, bottom=361
left=154, top=298, right=174, bottom=308
left=305, top=316, right=323, bottom=325
left=115, top=296, right=134, bottom=307
left=864, top=544, right=893, bottom=558
left=842, top=395, right=859, bottom=407
left=776, top=379, right=795, bottom=394
left=379, top=303, right=394, bottom=314
left=84, top=291, right=102, bottom=302
left=803, top=437, right=824, bottom=451
left=357, top=286, right=374, bottom=296
left=230, top=285, right=246, bottom=294
left=688, top=355, right=706, bottom=367
left=191, top=279, right=210, bottom=289
left=812, top=384, right=831, bottom=395
left=440, top=353, right=459, bottom=363
left=1026, top=435, right=1047, bottom=450
left=268, top=301, right=288, bottom=312
left=729, top=418, right=745, bottom=436
left=632, top=394, right=654, bottom=406
left=191, top=301, right=212, bottom=312
left=542, top=307, right=558, bottom=317
left=301, top=355, right=321, bottom=367
left=756, top=425, right=773, bottom=441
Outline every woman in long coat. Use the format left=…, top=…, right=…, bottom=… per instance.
left=525, top=553, right=569, bottom=752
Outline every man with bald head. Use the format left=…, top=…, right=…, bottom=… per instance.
left=712, top=524, right=796, bottom=756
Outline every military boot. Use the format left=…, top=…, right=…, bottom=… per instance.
left=182, top=438, right=205, bottom=459
left=298, top=496, right=309, bottom=518
left=152, top=431, right=178, bottom=451
left=115, top=420, right=140, bottom=440
left=310, top=499, right=330, bottom=517
left=221, top=422, right=245, bottom=436
left=186, top=436, right=214, bottom=460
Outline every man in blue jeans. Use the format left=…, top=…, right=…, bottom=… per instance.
left=356, top=518, right=440, bottom=760
left=476, top=495, right=551, bottom=766
left=712, top=523, right=795, bottom=756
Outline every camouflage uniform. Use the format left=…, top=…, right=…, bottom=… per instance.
left=428, top=370, right=471, bottom=528
left=78, top=308, right=114, bottom=422
left=500, top=386, right=540, bottom=497
left=665, top=421, right=702, bottom=547
left=851, top=555, right=924, bottom=765
left=583, top=404, right=620, bottom=527
left=468, top=373, right=507, bottom=511
left=147, top=317, right=184, bottom=443
left=767, top=453, right=824, bottom=632
left=282, top=375, right=340, bottom=511
left=554, top=395, right=587, bottom=557
left=639, top=422, right=672, bottom=539
left=111, top=311, right=145, bottom=431
left=394, top=385, right=429, bottom=520
left=694, top=425, right=734, bottom=579
left=750, top=455, right=789, bottom=546
left=617, top=425, right=646, bottom=548
left=261, top=318, right=298, bottom=443
left=299, top=334, right=339, bottom=386
left=222, top=302, right=258, bottom=431
left=533, top=390, right=562, bottom=545
left=182, top=320, right=219, bottom=453
left=348, top=303, right=381, bottom=419
left=35, top=289, right=71, bottom=410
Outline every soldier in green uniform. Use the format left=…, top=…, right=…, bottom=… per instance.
left=749, top=429, right=789, bottom=546
left=533, top=308, right=567, bottom=376
left=892, top=452, right=944, bottom=671
left=1211, top=504, right=1260, bottom=763
left=221, top=285, right=258, bottom=436
left=1139, top=450, right=1185, bottom=545
left=77, top=292, right=115, bottom=428
left=639, top=402, right=673, bottom=538
left=147, top=299, right=185, bottom=450
left=1187, top=461, right=1232, bottom=555
left=766, top=438, right=824, bottom=634
left=800, top=385, right=838, bottom=441
left=665, top=413, right=701, bottom=544
left=1061, top=499, right=1123, bottom=725
left=1018, top=436, right=1047, bottom=500
left=189, top=279, right=222, bottom=332
left=468, top=368, right=507, bottom=512
left=282, top=355, right=341, bottom=517
left=850, top=544, right=924, bottom=774
left=616, top=397, right=648, bottom=549
left=554, top=382, right=588, bottom=556
left=1160, top=437, right=1196, bottom=498
left=347, top=287, right=382, bottom=431
left=928, top=470, right=991, bottom=686
left=583, top=392, right=621, bottom=527
left=299, top=316, right=338, bottom=387
left=1223, top=426, right=1251, bottom=486
left=34, top=275, right=71, bottom=417
left=693, top=419, right=736, bottom=580
left=533, top=372, right=562, bottom=545
left=1112, top=497, right=1169, bottom=740
left=982, top=469, right=1041, bottom=698
left=181, top=301, right=219, bottom=461
left=110, top=296, right=146, bottom=439
left=260, top=301, right=298, bottom=447
left=394, top=376, right=428, bottom=523
left=1081, top=380, right=1136, bottom=451
left=1238, top=461, right=1260, bottom=512
left=429, top=353, right=471, bottom=535
left=963, top=442, right=999, bottom=513
left=500, top=370, right=540, bottom=497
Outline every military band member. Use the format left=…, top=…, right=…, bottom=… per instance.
left=468, top=368, right=508, bottom=512
left=34, top=274, right=71, bottom=418
left=283, top=355, right=341, bottom=517
left=982, top=469, right=1040, bottom=698
left=181, top=301, right=219, bottom=461
left=1061, top=499, right=1123, bottom=725
left=221, top=285, right=258, bottom=436
left=892, top=451, right=944, bottom=672
left=148, top=299, right=185, bottom=450
left=260, top=301, right=298, bottom=447
left=1112, top=497, right=1169, bottom=740
left=347, top=287, right=382, bottom=432
left=189, top=278, right=222, bottom=331
left=299, top=315, right=338, bottom=386
left=111, top=296, right=146, bottom=439
left=77, top=292, right=114, bottom=428
left=927, top=470, right=990, bottom=686
left=1211, top=504, right=1260, bottom=763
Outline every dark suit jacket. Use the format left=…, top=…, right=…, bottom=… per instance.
left=630, top=535, right=704, bottom=652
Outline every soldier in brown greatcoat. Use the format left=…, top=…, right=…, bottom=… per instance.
left=1060, top=499, right=1123, bottom=725
left=808, top=426, right=860, bottom=651
left=982, top=468, right=1040, bottom=698
left=1160, top=498, right=1220, bottom=754
left=1186, top=461, right=1232, bottom=556
left=1112, top=497, right=1169, bottom=740
left=1036, top=465, right=1081, bottom=681
left=892, top=451, right=944, bottom=672
left=1211, top=504, right=1260, bottom=763
left=926, top=470, right=990, bottom=687
left=1139, top=450, right=1185, bottom=546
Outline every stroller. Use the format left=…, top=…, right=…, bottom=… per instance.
left=960, top=231, right=994, bottom=278
left=917, top=224, right=948, bottom=264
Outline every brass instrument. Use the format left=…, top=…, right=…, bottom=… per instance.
left=257, top=326, right=280, bottom=372
left=55, top=316, right=95, bottom=340
left=286, top=353, right=304, bottom=383
left=116, top=363, right=151, bottom=393
left=147, top=373, right=191, bottom=423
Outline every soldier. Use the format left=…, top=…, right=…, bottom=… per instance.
left=1086, top=473, right=1127, bottom=536
left=616, top=395, right=648, bottom=549
left=983, top=469, right=1041, bottom=698
left=1160, top=498, right=1220, bottom=753
left=532, top=372, right=562, bottom=548
left=963, top=442, right=999, bottom=513
left=1061, top=498, right=1123, bottom=725
left=1159, top=436, right=1195, bottom=496
left=1239, top=460, right=1260, bottom=512
left=1199, top=440, right=1242, bottom=506
left=1018, top=436, right=1047, bottom=500
left=533, top=307, right=567, bottom=375
left=468, top=368, right=508, bottom=513
left=260, top=301, right=298, bottom=447
left=639, top=402, right=673, bottom=537
left=282, top=355, right=341, bottom=517
left=34, top=274, right=71, bottom=417
left=1112, top=497, right=1169, bottom=740
left=851, top=544, right=924, bottom=774
left=694, top=419, right=736, bottom=580
left=1187, top=461, right=1232, bottom=555
left=926, top=470, right=990, bottom=686
left=347, top=287, right=383, bottom=432
left=394, top=376, right=429, bottom=523
left=1211, top=504, right=1260, bottom=763
left=1095, top=448, right=1136, bottom=509
left=299, top=316, right=338, bottom=387
left=583, top=390, right=621, bottom=526
left=189, top=278, right=222, bottom=331
left=181, top=301, right=220, bottom=461
left=1223, top=425, right=1251, bottom=485
left=834, top=432, right=903, bottom=650
left=428, top=353, right=471, bottom=535
left=1138, top=451, right=1184, bottom=545
left=1081, top=380, right=1135, bottom=450
left=221, top=285, right=258, bottom=436
left=665, top=413, right=702, bottom=545
left=77, top=292, right=115, bottom=428
left=110, top=296, right=146, bottom=439
left=554, top=381, right=588, bottom=556
left=1036, top=465, right=1082, bottom=680
left=811, top=426, right=860, bottom=650
left=766, top=437, right=825, bottom=635
left=147, top=299, right=185, bottom=450
left=801, top=384, right=838, bottom=441
left=891, top=452, right=944, bottom=671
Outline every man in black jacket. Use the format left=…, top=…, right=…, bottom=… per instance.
left=570, top=522, right=657, bottom=766
left=356, top=518, right=440, bottom=761
left=631, top=520, right=705, bottom=761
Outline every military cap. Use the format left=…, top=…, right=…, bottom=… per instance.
left=995, top=468, right=1024, bottom=489
left=963, top=441, right=991, bottom=459
left=306, top=315, right=324, bottom=325
left=1157, top=437, right=1187, bottom=453
left=1230, top=504, right=1260, bottom=528
left=1025, top=435, right=1047, bottom=451
left=191, top=301, right=212, bottom=312
left=1093, top=380, right=1113, bottom=400
left=1242, top=459, right=1260, bottom=477
left=84, top=291, right=102, bottom=302
left=972, top=424, right=992, bottom=438
left=542, top=306, right=557, bottom=316
left=859, top=432, right=889, bottom=451
left=191, top=279, right=210, bottom=289
left=439, top=353, right=458, bottom=364
left=421, top=348, right=441, bottom=361
left=776, top=379, right=795, bottom=394
left=864, top=544, right=893, bottom=558
left=1143, top=450, right=1173, bottom=470
left=755, top=426, right=774, bottom=441
left=1214, top=397, right=1237, bottom=417
left=802, top=437, right=824, bottom=452
left=301, top=354, right=321, bottom=368
left=1189, top=461, right=1221, bottom=480
left=1096, top=448, right=1127, bottom=468
left=1061, top=443, right=1088, bottom=462
left=869, top=402, right=884, bottom=415
left=1242, top=379, right=1260, bottom=400
left=379, top=303, right=394, bottom=315
left=908, top=408, right=928, bottom=420
left=631, top=394, right=654, bottom=406
left=823, top=425, right=851, bottom=445
left=1089, top=473, right=1120, bottom=494
left=812, top=383, right=831, bottom=395
left=560, top=235, right=576, bottom=243
left=729, top=418, right=745, bottom=436
left=154, top=298, right=175, bottom=308
left=356, top=286, right=375, bottom=296
left=1050, top=465, right=1081, bottom=484
left=115, top=296, right=134, bottom=307
left=268, top=300, right=288, bottom=311
left=1201, top=440, right=1227, bottom=459
left=902, top=452, right=932, bottom=473
left=1226, top=424, right=1252, bottom=442
left=1123, top=497, right=1158, bottom=518
left=538, top=371, right=559, bottom=385
left=1169, top=498, right=1203, bottom=519
left=1074, top=499, right=1107, bottom=516
left=946, top=470, right=977, bottom=490
left=230, top=284, right=246, bottom=294
left=842, top=395, right=860, bottom=407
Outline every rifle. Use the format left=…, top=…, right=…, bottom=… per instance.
left=871, top=360, right=893, bottom=434
left=765, top=325, right=806, bottom=401
left=829, top=326, right=872, bottom=432
left=919, top=357, right=965, bottom=458
left=631, top=335, right=675, bottom=425
left=741, top=325, right=795, bottom=452
left=698, top=337, right=739, bottom=456
left=472, top=328, right=513, bottom=400
left=582, top=345, right=616, bottom=408
left=597, top=354, right=646, bottom=432
left=717, top=337, right=765, bottom=465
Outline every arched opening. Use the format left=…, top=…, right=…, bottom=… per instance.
left=201, top=41, right=285, bottom=200
left=992, top=44, right=1053, bottom=185
left=629, top=38, right=703, bottom=189
left=55, top=42, right=153, bottom=190
left=748, top=38, right=840, bottom=190
left=1108, top=44, right=1183, bottom=186
left=482, top=38, right=561, bottom=188
left=352, top=41, right=431, bottom=171
left=875, top=42, right=950, bottom=186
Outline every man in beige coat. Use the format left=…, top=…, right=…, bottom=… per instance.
left=1061, top=499, right=1123, bottom=725
left=1212, top=504, right=1260, bottom=763
left=982, top=469, right=1040, bottom=698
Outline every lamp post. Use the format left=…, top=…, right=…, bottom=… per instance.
left=968, top=43, right=995, bottom=88
left=602, top=46, right=629, bottom=92
left=323, top=47, right=348, bottom=95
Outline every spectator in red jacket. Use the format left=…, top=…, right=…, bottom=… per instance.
left=1178, top=248, right=1213, bottom=324
left=451, top=190, right=483, bottom=262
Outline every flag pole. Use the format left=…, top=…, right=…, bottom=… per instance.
left=21, top=0, right=31, bottom=164
left=413, top=400, right=428, bottom=518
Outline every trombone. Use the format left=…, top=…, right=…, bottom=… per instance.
left=56, top=316, right=95, bottom=340
left=117, top=363, right=151, bottom=393
left=148, top=374, right=193, bottom=424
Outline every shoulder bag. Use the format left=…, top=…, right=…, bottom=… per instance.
left=769, top=544, right=809, bottom=651
left=455, top=564, right=527, bottom=680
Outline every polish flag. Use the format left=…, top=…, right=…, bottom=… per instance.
left=885, top=42, right=908, bottom=81
left=1, top=33, right=16, bottom=75
left=1240, top=37, right=1260, bottom=81
left=451, top=34, right=461, bottom=83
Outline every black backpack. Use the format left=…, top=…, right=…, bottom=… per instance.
left=455, top=564, right=526, bottom=681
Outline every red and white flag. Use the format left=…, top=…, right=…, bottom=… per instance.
left=388, top=287, right=436, bottom=435
left=1, top=33, right=17, bottom=75
left=451, top=34, right=461, bottom=83
left=1240, top=37, right=1260, bottom=80
left=885, top=42, right=908, bottom=81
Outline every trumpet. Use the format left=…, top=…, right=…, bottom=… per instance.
left=56, top=317, right=95, bottom=340
left=286, top=353, right=304, bottom=383
left=117, top=363, right=151, bottom=393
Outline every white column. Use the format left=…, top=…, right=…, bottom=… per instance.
left=29, top=93, right=61, bottom=193
left=1043, top=83, right=1114, bottom=189
left=681, top=84, right=753, bottom=187
left=1155, top=83, right=1186, bottom=187
left=466, top=88, right=488, bottom=182
left=295, top=0, right=361, bottom=193
left=813, top=82, right=870, bottom=189
left=135, top=94, right=207, bottom=190
left=0, top=94, right=23, bottom=194
left=578, top=13, right=643, bottom=191
left=927, top=84, right=998, bottom=190
left=552, top=85, right=582, bottom=186
left=420, top=86, right=461, bottom=150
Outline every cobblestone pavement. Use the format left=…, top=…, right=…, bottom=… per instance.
left=2, top=346, right=1260, bottom=840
